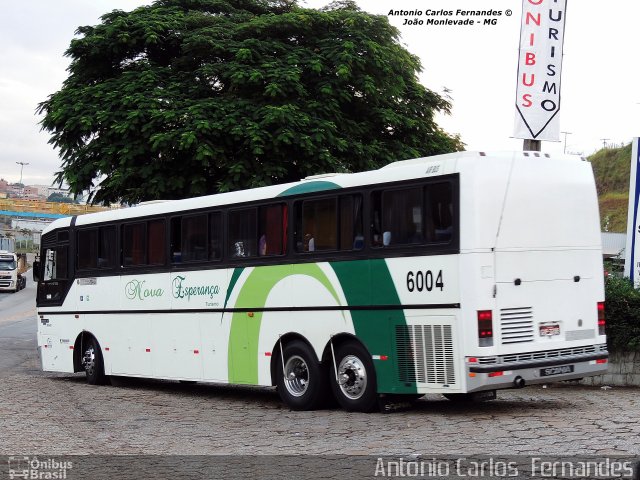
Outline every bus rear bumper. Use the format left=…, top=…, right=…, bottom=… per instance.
left=465, top=352, right=609, bottom=392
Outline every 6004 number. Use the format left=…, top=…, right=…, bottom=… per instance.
left=406, top=270, right=444, bottom=292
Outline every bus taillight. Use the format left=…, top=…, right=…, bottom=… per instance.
left=597, top=302, right=606, bottom=335
left=478, top=310, right=494, bottom=347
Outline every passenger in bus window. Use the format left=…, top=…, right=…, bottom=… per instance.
left=233, top=241, right=246, bottom=257
left=303, top=233, right=315, bottom=252
left=382, top=231, right=391, bottom=246
left=259, top=234, right=267, bottom=256
left=353, top=234, right=364, bottom=250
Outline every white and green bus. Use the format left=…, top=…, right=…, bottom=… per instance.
left=35, top=151, right=608, bottom=412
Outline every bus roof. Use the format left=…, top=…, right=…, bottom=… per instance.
left=42, top=151, right=588, bottom=234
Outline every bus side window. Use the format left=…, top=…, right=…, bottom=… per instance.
left=209, top=212, right=222, bottom=261
left=339, top=194, right=363, bottom=251
left=182, top=215, right=207, bottom=262
left=77, top=229, right=98, bottom=269
left=228, top=208, right=257, bottom=258
left=295, top=198, right=337, bottom=252
left=147, top=219, right=166, bottom=265
left=372, top=187, right=424, bottom=247
left=123, top=223, right=145, bottom=266
left=425, top=182, right=453, bottom=243
left=370, top=192, right=383, bottom=247
left=98, top=226, right=117, bottom=268
left=170, top=217, right=182, bottom=263
left=78, top=227, right=116, bottom=270
left=258, top=204, right=286, bottom=256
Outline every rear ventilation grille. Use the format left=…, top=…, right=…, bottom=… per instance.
left=472, top=344, right=607, bottom=366
left=396, top=324, right=456, bottom=386
left=500, top=307, right=534, bottom=344
left=500, top=344, right=606, bottom=364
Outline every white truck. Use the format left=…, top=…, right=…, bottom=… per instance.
left=0, top=238, right=27, bottom=293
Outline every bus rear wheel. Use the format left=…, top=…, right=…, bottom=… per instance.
left=276, top=340, right=327, bottom=411
left=81, top=336, right=107, bottom=385
left=330, top=341, right=378, bottom=412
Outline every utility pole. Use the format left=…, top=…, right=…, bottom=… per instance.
left=561, top=131, right=572, bottom=154
left=600, top=138, right=610, bottom=149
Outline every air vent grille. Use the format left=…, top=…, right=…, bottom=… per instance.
left=500, top=307, right=534, bottom=344
left=396, top=324, right=456, bottom=386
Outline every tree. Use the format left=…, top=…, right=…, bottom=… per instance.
left=38, top=0, right=463, bottom=204
left=47, top=192, right=74, bottom=203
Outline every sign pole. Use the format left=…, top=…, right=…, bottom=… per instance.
left=624, top=138, right=640, bottom=282
left=523, top=139, right=541, bottom=151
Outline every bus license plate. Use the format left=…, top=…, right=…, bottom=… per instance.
left=539, top=323, right=560, bottom=336
left=540, top=365, right=574, bottom=377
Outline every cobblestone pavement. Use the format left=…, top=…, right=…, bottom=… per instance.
left=1, top=325, right=639, bottom=457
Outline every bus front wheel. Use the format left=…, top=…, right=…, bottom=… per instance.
left=330, top=341, right=378, bottom=412
left=81, top=336, right=107, bottom=385
left=277, top=340, right=328, bottom=411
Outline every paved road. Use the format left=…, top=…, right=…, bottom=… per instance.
left=0, top=270, right=36, bottom=372
left=0, top=278, right=639, bottom=457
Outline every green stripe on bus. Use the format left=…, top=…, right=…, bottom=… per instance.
left=224, top=267, right=245, bottom=309
left=227, top=264, right=343, bottom=384
left=277, top=181, right=341, bottom=197
left=330, top=259, right=418, bottom=394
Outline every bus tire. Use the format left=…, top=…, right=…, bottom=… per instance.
left=276, top=340, right=327, bottom=411
left=81, top=336, right=107, bottom=385
left=330, top=341, right=378, bottom=412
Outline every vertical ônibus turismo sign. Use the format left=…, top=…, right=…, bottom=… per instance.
left=624, top=138, right=640, bottom=282
left=513, top=0, right=568, bottom=141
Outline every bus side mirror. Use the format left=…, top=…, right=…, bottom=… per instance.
left=33, top=260, right=40, bottom=282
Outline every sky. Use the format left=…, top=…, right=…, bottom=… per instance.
left=0, top=0, right=638, bottom=187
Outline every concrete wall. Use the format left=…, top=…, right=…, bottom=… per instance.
left=580, top=351, right=640, bottom=387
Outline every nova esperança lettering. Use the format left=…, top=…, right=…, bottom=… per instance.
left=125, top=279, right=164, bottom=300
left=172, top=275, right=221, bottom=301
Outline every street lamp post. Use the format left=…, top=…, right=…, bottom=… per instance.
left=16, top=162, right=29, bottom=185
left=15, top=162, right=29, bottom=197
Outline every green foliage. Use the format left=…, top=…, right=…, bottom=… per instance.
left=599, top=192, right=628, bottom=233
left=47, top=192, right=74, bottom=203
left=590, top=143, right=632, bottom=196
left=589, top=143, right=632, bottom=233
left=38, top=0, right=463, bottom=204
left=604, top=275, right=640, bottom=352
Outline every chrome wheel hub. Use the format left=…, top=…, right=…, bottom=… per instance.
left=283, top=355, right=309, bottom=397
left=82, top=347, right=96, bottom=376
left=337, top=355, right=367, bottom=400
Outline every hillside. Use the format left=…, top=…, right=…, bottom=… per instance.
left=589, top=143, right=633, bottom=233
